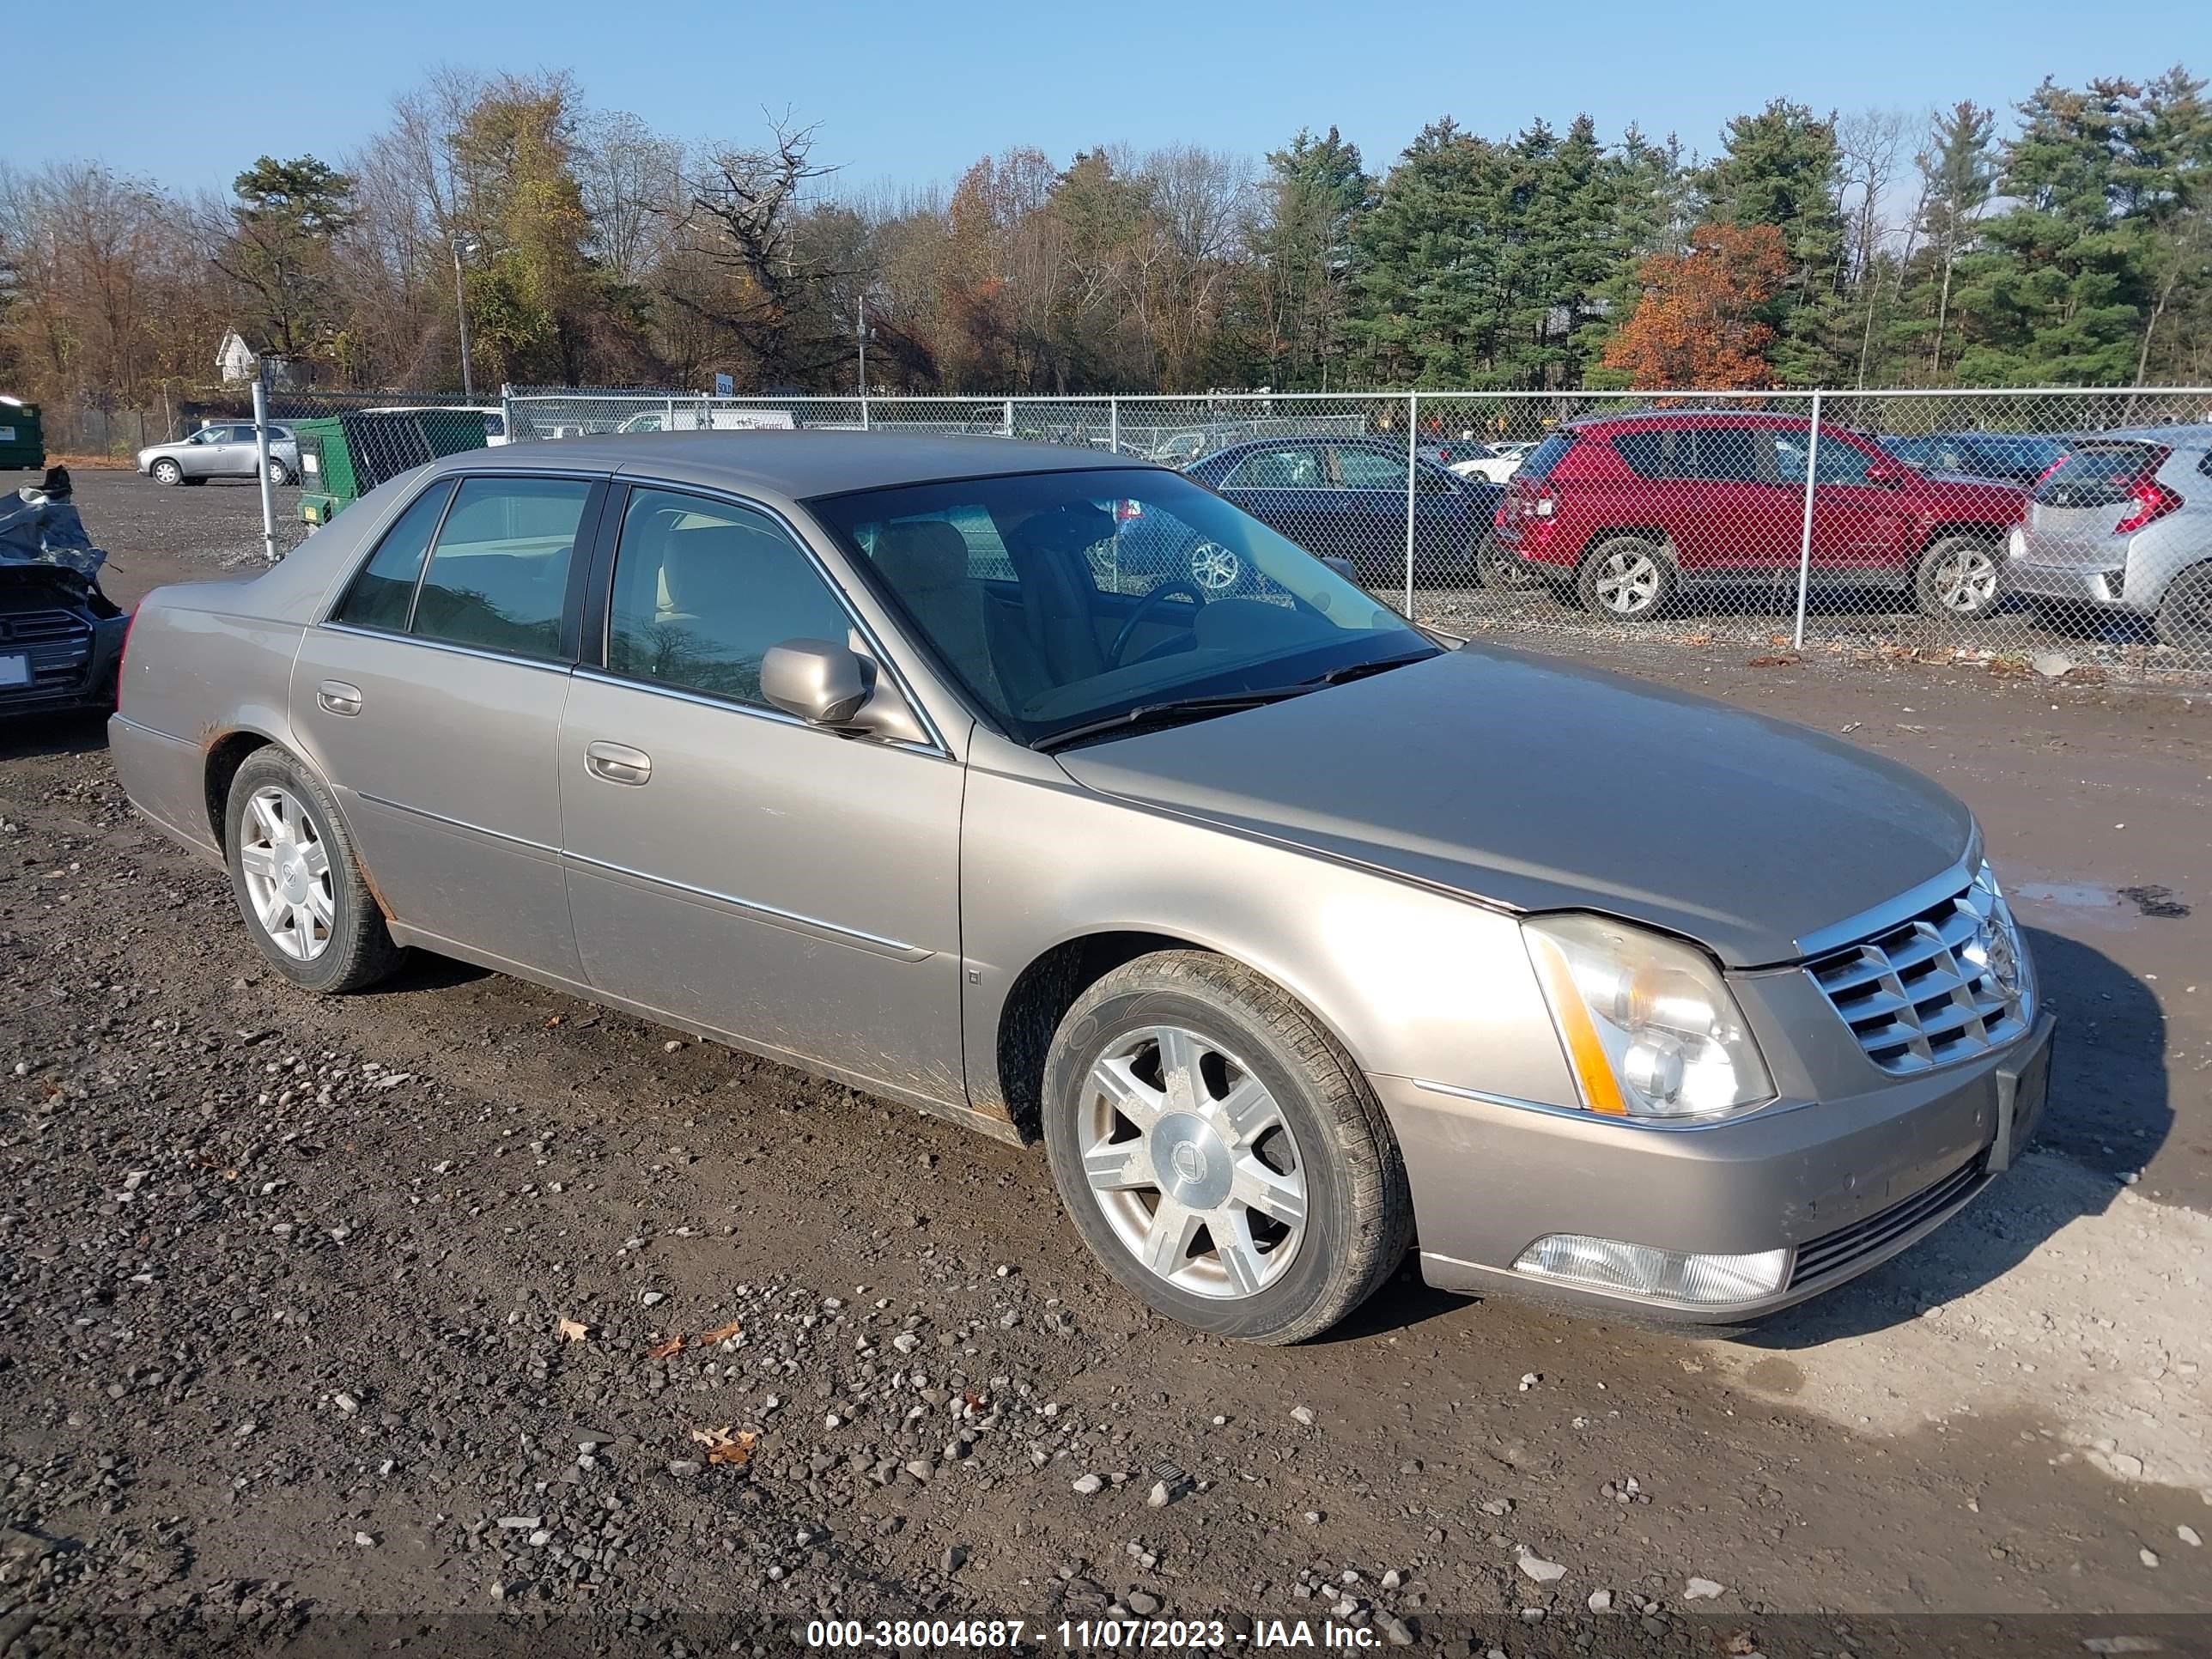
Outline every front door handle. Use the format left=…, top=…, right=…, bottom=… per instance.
left=584, top=740, right=652, bottom=786
left=317, top=680, right=363, bottom=717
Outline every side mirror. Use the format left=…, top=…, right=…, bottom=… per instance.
left=1863, top=456, right=1909, bottom=487
left=761, top=638, right=872, bottom=726
left=1319, top=555, right=1358, bottom=583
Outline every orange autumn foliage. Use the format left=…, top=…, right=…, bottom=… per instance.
left=1601, top=222, right=1790, bottom=389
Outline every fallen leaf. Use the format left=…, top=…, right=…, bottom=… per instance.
left=700, top=1319, right=743, bottom=1345
left=688, top=1425, right=757, bottom=1468
left=647, top=1334, right=686, bottom=1361
left=1746, top=653, right=1800, bottom=668
left=557, top=1316, right=590, bottom=1342
left=544, top=1014, right=563, bottom=1028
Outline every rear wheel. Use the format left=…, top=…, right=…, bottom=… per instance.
left=225, top=749, right=405, bottom=994
left=1578, top=535, right=1674, bottom=622
left=1187, top=538, right=1246, bottom=595
left=264, top=458, right=293, bottom=487
left=2154, top=563, right=2212, bottom=651
left=1042, top=951, right=1412, bottom=1344
left=1914, top=535, right=2003, bottom=620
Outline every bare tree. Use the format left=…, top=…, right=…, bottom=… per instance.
left=1837, top=107, right=1907, bottom=387
left=663, top=117, right=849, bottom=386
left=577, top=109, right=684, bottom=288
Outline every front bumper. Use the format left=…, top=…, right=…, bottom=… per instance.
left=1382, top=1010, right=2055, bottom=1322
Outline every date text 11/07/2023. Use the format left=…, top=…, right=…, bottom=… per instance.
left=803, top=1618, right=1394, bottom=1650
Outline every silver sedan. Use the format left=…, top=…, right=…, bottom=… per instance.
left=137, top=423, right=301, bottom=486
left=106, top=434, right=2053, bottom=1341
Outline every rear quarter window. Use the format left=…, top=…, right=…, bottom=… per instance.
left=1516, top=433, right=1577, bottom=483
left=1612, top=431, right=1673, bottom=478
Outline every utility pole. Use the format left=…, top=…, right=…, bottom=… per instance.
left=452, top=239, right=477, bottom=401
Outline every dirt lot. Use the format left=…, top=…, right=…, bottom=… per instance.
left=2, top=472, right=2209, bottom=1654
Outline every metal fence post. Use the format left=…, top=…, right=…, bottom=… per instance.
left=1109, top=395, right=1119, bottom=456
left=1792, top=389, right=1822, bottom=650
left=1004, top=398, right=1015, bottom=438
left=500, top=384, right=516, bottom=445
left=252, top=378, right=278, bottom=563
left=1404, top=391, right=1419, bottom=612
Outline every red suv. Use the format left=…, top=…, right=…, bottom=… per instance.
left=1494, top=411, right=2028, bottom=622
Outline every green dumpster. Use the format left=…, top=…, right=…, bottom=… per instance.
left=295, top=409, right=488, bottom=525
left=0, top=398, right=44, bottom=471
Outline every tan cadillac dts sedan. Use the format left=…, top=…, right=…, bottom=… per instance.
left=109, top=434, right=2053, bottom=1343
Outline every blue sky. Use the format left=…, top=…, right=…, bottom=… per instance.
left=23, top=0, right=2211, bottom=198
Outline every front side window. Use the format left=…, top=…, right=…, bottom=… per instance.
left=331, top=479, right=453, bottom=631
left=1772, top=431, right=1881, bottom=486
left=1334, top=447, right=1408, bottom=489
left=810, top=467, right=1432, bottom=746
left=605, top=488, right=854, bottom=706
left=409, top=477, right=592, bottom=659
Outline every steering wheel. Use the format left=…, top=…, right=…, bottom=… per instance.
left=1109, top=580, right=1206, bottom=667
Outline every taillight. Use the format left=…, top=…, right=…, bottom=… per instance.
left=2033, top=456, right=2067, bottom=486
left=2113, top=475, right=2184, bottom=535
left=115, top=608, right=137, bottom=712
left=1493, top=503, right=1508, bottom=528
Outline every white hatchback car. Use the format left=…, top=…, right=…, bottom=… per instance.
left=2005, top=425, right=2212, bottom=648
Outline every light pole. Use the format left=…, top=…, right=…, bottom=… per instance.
left=451, top=237, right=481, bottom=401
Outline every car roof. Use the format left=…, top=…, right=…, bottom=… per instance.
left=1561, top=408, right=1814, bottom=432
left=2081, top=422, right=2212, bottom=447
left=422, top=430, right=1152, bottom=498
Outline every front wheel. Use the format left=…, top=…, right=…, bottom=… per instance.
left=1041, top=951, right=1412, bottom=1344
left=150, top=459, right=182, bottom=486
left=1915, top=535, right=2003, bottom=620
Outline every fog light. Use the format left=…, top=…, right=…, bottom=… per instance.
left=1512, top=1234, right=1790, bottom=1305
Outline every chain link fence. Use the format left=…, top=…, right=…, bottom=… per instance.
left=250, top=383, right=2212, bottom=677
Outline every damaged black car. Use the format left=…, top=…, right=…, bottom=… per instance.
left=0, top=470, right=129, bottom=717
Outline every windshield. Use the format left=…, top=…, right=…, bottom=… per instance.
left=806, top=467, right=1434, bottom=747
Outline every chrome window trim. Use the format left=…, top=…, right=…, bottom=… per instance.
left=1407, top=1077, right=1815, bottom=1133
left=561, top=846, right=931, bottom=962
left=604, top=475, right=952, bottom=757
left=318, top=620, right=576, bottom=677
left=569, top=665, right=950, bottom=762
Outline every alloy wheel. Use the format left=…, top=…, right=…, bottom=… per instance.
left=1929, top=545, right=1999, bottom=613
left=1078, top=1024, right=1307, bottom=1299
left=1188, top=542, right=1243, bottom=592
left=237, top=786, right=335, bottom=962
left=1593, top=548, right=1662, bottom=615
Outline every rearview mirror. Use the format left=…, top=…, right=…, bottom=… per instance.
left=761, top=638, right=871, bottom=726
left=1319, top=555, right=1358, bottom=583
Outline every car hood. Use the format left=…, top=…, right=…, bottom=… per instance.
left=1053, top=646, right=1976, bottom=967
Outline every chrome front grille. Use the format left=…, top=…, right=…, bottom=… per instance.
left=0, top=606, right=94, bottom=687
left=1808, top=873, right=2032, bottom=1075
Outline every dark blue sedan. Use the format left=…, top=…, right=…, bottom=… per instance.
left=1121, top=435, right=1503, bottom=592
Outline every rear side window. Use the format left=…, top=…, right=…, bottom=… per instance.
left=1221, top=447, right=1326, bottom=489
left=2034, top=443, right=2164, bottom=507
left=331, top=480, right=453, bottom=630
left=1688, top=428, right=1771, bottom=483
left=410, top=477, right=593, bottom=659
left=1334, top=447, right=1408, bottom=489
left=1613, top=430, right=1674, bottom=478
left=1516, top=433, right=1576, bottom=482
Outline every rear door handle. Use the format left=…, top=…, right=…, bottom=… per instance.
left=316, top=680, right=363, bottom=717
left=584, top=740, right=652, bottom=786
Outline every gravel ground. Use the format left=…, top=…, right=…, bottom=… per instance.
left=2, top=474, right=2209, bottom=1655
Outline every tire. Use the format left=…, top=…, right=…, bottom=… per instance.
left=2154, top=562, right=2212, bottom=651
left=1914, top=534, right=2003, bottom=620
left=265, top=458, right=293, bottom=487
left=224, top=748, right=405, bottom=994
left=150, top=459, right=182, bottom=486
left=1041, top=951, right=1413, bottom=1344
left=1577, top=535, right=1675, bottom=622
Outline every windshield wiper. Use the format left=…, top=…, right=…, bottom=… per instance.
left=1300, top=648, right=1443, bottom=689
left=1033, top=686, right=1317, bottom=753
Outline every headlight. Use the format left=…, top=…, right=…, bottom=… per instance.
left=1522, top=914, right=1773, bottom=1121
